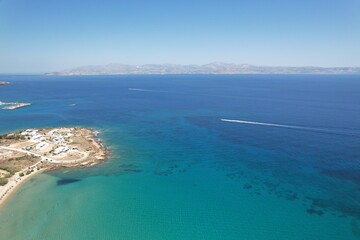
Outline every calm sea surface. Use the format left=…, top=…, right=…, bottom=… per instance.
left=0, top=74, right=360, bottom=239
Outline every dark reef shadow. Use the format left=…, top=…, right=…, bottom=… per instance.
left=57, top=178, right=81, bottom=186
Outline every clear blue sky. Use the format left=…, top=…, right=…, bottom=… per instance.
left=0, top=0, right=360, bottom=73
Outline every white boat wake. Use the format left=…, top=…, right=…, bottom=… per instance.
left=220, top=119, right=324, bottom=131
left=128, top=88, right=154, bottom=92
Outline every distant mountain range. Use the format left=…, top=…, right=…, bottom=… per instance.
left=46, top=62, right=360, bottom=75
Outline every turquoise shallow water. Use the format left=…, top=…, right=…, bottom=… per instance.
left=0, top=74, right=360, bottom=239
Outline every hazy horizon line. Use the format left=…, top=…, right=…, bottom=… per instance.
left=60, top=62, right=360, bottom=68
left=1, top=62, right=360, bottom=75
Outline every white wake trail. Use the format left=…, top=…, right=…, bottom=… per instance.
left=128, top=88, right=153, bottom=92
left=221, top=119, right=323, bottom=131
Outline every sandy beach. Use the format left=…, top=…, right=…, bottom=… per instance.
left=0, top=166, right=45, bottom=208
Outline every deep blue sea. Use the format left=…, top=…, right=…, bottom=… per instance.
left=0, top=74, right=360, bottom=239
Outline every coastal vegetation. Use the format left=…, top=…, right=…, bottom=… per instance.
left=0, top=164, right=18, bottom=176
left=0, top=132, right=25, bottom=140
left=0, top=178, right=8, bottom=186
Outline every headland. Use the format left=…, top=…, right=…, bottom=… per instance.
left=0, top=127, right=107, bottom=207
left=0, top=82, right=31, bottom=110
left=0, top=101, right=31, bottom=110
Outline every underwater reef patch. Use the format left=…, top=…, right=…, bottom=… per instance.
left=57, top=178, right=80, bottom=186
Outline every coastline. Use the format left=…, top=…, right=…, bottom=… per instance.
left=0, top=128, right=108, bottom=209
left=0, top=167, right=45, bottom=209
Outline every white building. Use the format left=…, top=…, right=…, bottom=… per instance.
left=53, top=146, right=69, bottom=155
left=36, top=142, right=49, bottom=150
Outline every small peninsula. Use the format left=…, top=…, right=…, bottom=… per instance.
left=0, top=82, right=31, bottom=110
left=0, top=101, right=31, bottom=110
left=0, top=127, right=107, bottom=207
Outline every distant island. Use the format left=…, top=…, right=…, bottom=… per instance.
left=46, top=62, right=360, bottom=75
left=0, top=127, right=107, bottom=207
left=0, top=82, right=10, bottom=85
